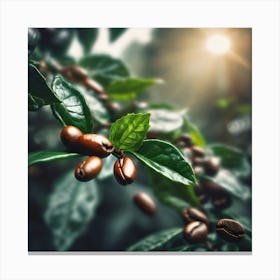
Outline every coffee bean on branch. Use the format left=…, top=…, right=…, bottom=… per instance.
left=114, top=156, right=137, bottom=185
left=216, top=219, right=244, bottom=242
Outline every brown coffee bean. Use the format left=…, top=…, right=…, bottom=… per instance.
left=194, top=166, right=204, bottom=176
left=61, top=66, right=87, bottom=83
left=216, top=219, right=245, bottom=242
left=83, top=78, right=104, bottom=95
left=204, top=157, right=220, bottom=176
left=182, top=208, right=209, bottom=225
left=134, top=192, right=156, bottom=215
left=78, top=134, right=114, bottom=158
left=191, top=146, right=205, bottom=157
left=114, top=156, right=137, bottom=185
left=192, top=157, right=205, bottom=167
left=74, top=156, right=103, bottom=181
left=202, top=179, right=222, bottom=194
left=183, top=221, right=208, bottom=243
left=60, top=125, right=83, bottom=150
left=211, top=192, right=231, bottom=209
left=179, top=133, right=193, bottom=147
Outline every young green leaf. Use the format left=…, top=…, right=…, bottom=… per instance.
left=28, top=64, right=60, bottom=105
left=51, top=75, right=93, bottom=133
left=79, top=55, right=129, bottom=87
left=28, top=151, right=81, bottom=166
left=131, top=139, right=196, bottom=186
left=148, top=170, right=200, bottom=210
left=109, top=113, right=150, bottom=151
left=109, top=28, right=127, bottom=42
left=44, top=171, right=100, bottom=251
left=184, top=118, right=206, bottom=147
left=77, top=28, right=98, bottom=55
left=106, top=78, right=159, bottom=101
left=127, top=227, right=183, bottom=251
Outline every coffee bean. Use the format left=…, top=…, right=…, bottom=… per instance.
left=179, top=133, right=193, bottom=147
left=212, top=192, right=231, bottom=209
left=204, top=157, right=220, bottom=176
left=74, top=156, right=103, bottom=181
left=191, top=146, right=205, bottom=157
left=114, top=156, right=137, bottom=185
left=202, top=179, right=222, bottom=195
left=216, top=219, right=245, bottom=242
left=78, top=134, right=114, bottom=158
left=60, top=126, right=83, bottom=150
left=192, top=157, right=205, bottom=167
left=183, top=221, right=208, bottom=243
left=61, top=65, right=88, bottom=83
left=182, top=208, right=209, bottom=225
left=134, top=192, right=156, bottom=215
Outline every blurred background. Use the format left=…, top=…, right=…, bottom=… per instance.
left=28, top=28, right=251, bottom=251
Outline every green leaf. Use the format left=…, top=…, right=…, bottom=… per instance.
left=76, top=85, right=110, bottom=125
left=28, top=64, right=60, bottom=105
left=77, top=28, right=98, bottom=55
left=109, top=113, right=150, bottom=151
left=79, top=55, right=129, bottom=87
left=106, top=78, right=159, bottom=101
left=209, top=144, right=250, bottom=177
left=148, top=109, right=186, bottom=133
left=44, top=171, right=99, bottom=251
left=127, top=227, right=183, bottom=251
left=28, top=94, right=45, bottom=111
left=28, top=151, right=81, bottom=166
left=51, top=75, right=93, bottom=133
left=203, top=168, right=251, bottom=200
left=184, top=118, right=206, bottom=147
left=148, top=170, right=200, bottom=210
left=131, top=139, right=196, bottom=186
left=109, top=28, right=127, bottom=42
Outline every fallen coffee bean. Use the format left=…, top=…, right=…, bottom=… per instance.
left=60, top=125, right=83, bottom=150
left=114, top=156, right=137, bottom=185
left=74, top=156, right=103, bottom=182
left=191, top=146, right=205, bottom=157
left=78, top=134, right=114, bottom=158
left=204, top=157, right=220, bottom=176
left=216, top=219, right=245, bottom=242
left=134, top=192, right=157, bottom=215
left=183, top=221, right=208, bottom=243
left=182, top=207, right=209, bottom=225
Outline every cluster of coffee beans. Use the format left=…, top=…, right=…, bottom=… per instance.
left=182, top=208, right=245, bottom=244
left=178, top=134, right=231, bottom=209
left=60, top=125, right=137, bottom=184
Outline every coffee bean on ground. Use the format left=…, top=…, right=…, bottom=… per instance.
left=216, top=219, right=245, bottom=242
left=134, top=192, right=156, bottom=215
left=183, top=221, right=208, bottom=243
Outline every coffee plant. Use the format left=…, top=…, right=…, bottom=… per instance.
left=28, top=28, right=251, bottom=252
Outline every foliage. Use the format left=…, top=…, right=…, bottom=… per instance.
left=28, top=28, right=251, bottom=252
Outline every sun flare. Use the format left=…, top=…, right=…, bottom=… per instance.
left=206, top=34, right=231, bottom=55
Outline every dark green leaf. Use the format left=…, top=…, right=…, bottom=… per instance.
left=106, top=78, right=159, bottom=101
left=109, top=113, right=150, bottom=151
left=79, top=55, right=129, bottom=87
left=109, top=28, right=127, bottom=42
left=127, top=227, right=183, bottom=251
left=148, top=109, right=186, bottom=133
left=77, top=28, right=98, bottom=55
left=28, top=28, right=39, bottom=55
left=131, top=140, right=196, bottom=186
left=51, top=75, right=93, bottom=133
left=28, top=151, right=81, bottom=166
left=76, top=85, right=110, bottom=125
left=203, top=168, right=251, bottom=200
left=44, top=171, right=99, bottom=251
left=209, top=144, right=250, bottom=176
left=28, top=94, right=45, bottom=111
left=148, top=170, right=200, bottom=210
left=28, top=64, right=60, bottom=104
